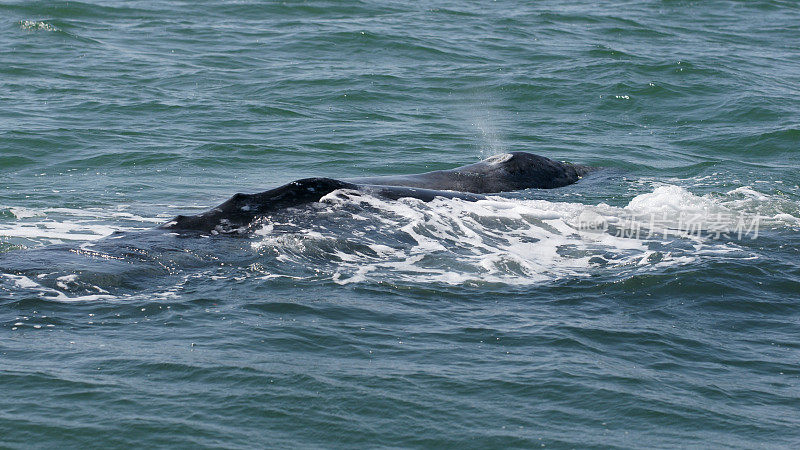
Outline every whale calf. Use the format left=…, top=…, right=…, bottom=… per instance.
left=163, top=152, right=592, bottom=234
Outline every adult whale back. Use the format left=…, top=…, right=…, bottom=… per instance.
left=163, top=152, right=593, bottom=234
left=347, top=151, right=592, bottom=193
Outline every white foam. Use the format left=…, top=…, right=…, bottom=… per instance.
left=3, top=182, right=795, bottom=290
left=626, top=185, right=725, bottom=216
left=0, top=205, right=158, bottom=245
left=8, top=207, right=41, bottom=219
left=249, top=184, right=775, bottom=286
left=0, top=222, right=118, bottom=241
left=727, top=186, right=770, bottom=201
left=20, top=20, right=59, bottom=32
left=4, top=274, right=41, bottom=290
left=1, top=273, right=116, bottom=302
left=56, top=274, right=78, bottom=290
left=110, top=212, right=166, bottom=223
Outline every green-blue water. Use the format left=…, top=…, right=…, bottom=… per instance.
left=2, top=1, right=800, bottom=447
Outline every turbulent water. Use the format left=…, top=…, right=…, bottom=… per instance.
left=2, top=0, right=800, bottom=447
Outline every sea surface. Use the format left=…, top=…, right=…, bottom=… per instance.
left=1, top=0, right=799, bottom=448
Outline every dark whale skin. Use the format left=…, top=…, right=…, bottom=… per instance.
left=162, top=152, right=592, bottom=234
left=347, top=152, right=592, bottom=193
left=162, top=178, right=357, bottom=233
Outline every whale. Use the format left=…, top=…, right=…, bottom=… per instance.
left=162, top=152, right=592, bottom=234
left=347, top=151, right=590, bottom=193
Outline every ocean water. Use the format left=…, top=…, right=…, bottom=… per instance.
left=2, top=0, right=800, bottom=447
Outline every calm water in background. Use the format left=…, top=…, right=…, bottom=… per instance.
left=1, top=0, right=800, bottom=447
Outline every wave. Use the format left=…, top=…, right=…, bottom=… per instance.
left=1, top=181, right=797, bottom=301
left=250, top=184, right=794, bottom=286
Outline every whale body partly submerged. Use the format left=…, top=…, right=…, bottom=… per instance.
left=162, top=152, right=592, bottom=234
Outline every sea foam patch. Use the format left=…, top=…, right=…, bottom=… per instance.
left=0, top=205, right=163, bottom=246
left=250, top=184, right=786, bottom=286
left=2, top=184, right=795, bottom=292
left=19, top=20, right=59, bottom=32
left=0, top=273, right=116, bottom=303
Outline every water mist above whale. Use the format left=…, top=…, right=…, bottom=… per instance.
left=163, top=152, right=593, bottom=234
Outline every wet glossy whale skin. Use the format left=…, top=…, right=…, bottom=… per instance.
left=164, top=152, right=588, bottom=233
